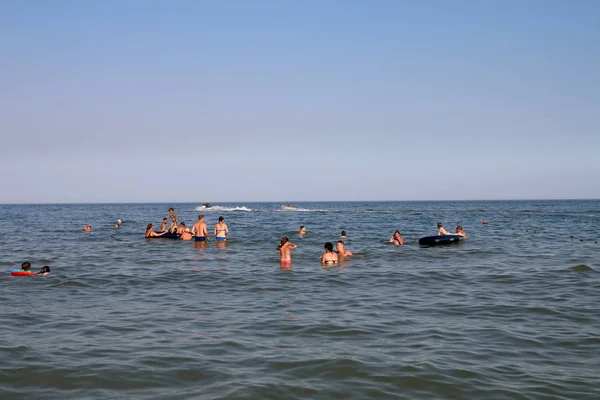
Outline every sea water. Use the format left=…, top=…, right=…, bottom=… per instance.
left=0, top=200, right=599, bottom=399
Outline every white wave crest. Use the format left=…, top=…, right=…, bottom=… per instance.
left=194, top=205, right=253, bottom=212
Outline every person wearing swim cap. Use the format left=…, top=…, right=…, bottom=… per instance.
left=115, top=219, right=122, bottom=228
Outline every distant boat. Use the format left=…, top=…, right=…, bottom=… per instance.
left=202, top=203, right=211, bottom=208
left=281, top=205, right=297, bottom=210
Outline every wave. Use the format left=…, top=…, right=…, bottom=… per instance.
left=194, top=205, right=253, bottom=212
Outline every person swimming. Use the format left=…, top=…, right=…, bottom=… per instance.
left=321, top=242, right=338, bottom=266
left=340, top=230, right=347, bottom=238
left=37, top=266, right=51, bottom=275
left=390, top=231, right=404, bottom=246
left=298, top=225, right=306, bottom=237
left=115, top=219, right=122, bottom=228
left=455, top=225, right=467, bottom=238
left=277, top=236, right=297, bottom=264
left=20, top=262, right=32, bottom=272
left=83, top=225, right=92, bottom=232
left=214, top=216, right=228, bottom=241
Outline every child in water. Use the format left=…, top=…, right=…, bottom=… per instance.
left=37, top=266, right=51, bottom=275
left=20, top=262, right=32, bottom=272
left=277, top=237, right=297, bottom=265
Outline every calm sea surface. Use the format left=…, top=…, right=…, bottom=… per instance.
left=1, top=200, right=599, bottom=399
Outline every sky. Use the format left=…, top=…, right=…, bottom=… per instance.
left=1, top=0, right=599, bottom=203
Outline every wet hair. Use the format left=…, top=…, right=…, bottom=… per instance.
left=277, top=236, right=289, bottom=250
left=22, top=262, right=31, bottom=270
left=219, top=216, right=224, bottom=222
left=198, top=214, right=204, bottom=220
left=457, top=225, right=463, bottom=231
left=324, top=242, right=334, bottom=252
left=40, top=266, right=50, bottom=273
left=437, top=222, right=443, bottom=228
left=146, top=223, right=153, bottom=231
left=341, top=231, right=346, bottom=236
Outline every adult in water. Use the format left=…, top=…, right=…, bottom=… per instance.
left=180, top=228, right=193, bottom=241
left=340, top=230, right=347, bottom=238
left=298, top=225, right=307, bottom=237
left=115, top=219, right=122, bottom=228
left=437, top=222, right=450, bottom=236
left=175, top=222, right=187, bottom=235
left=277, top=237, right=297, bottom=268
left=321, top=242, right=339, bottom=266
left=390, top=231, right=404, bottom=246
left=192, top=215, right=209, bottom=242
left=214, top=216, right=229, bottom=241
left=145, top=223, right=166, bottom=238
left=455, top=226, right=467, bottom=238
left=37, top=266, right=51, bottom=275
left=336, top=240, right=353, bottom=257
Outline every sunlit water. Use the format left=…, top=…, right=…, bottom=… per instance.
left=1, top=201, right=599, bottom=399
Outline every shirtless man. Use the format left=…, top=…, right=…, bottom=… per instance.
left=175, top=222, right=187, bottom=234
left=192, top=215, right=209, bottom=242
left=455, top=226, right=467, bottom=238
left=336, top=241, right=353, bottom=256
left=437, top=222, right=450, bottom=236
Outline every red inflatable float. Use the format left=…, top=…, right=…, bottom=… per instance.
left=11, top=270, right=37, bottom=277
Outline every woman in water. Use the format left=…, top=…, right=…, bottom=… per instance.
left=321, top=242, right=339, bottom=266
left=277, top=237, right=297, bottom=266
left=214, top=216, right=229, bottom=241
left=389, top=231, right=404, bottom=246
left=37, top=266, right=51, bottom=275
left=455, top=226, right=467, bottom=238
left=145, top=224, right=166, bottom=238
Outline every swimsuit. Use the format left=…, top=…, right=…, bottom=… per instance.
left=216, top=237, right=226, bottom=241
left=195, top=236, right=206, bottom=242
left=280, top=259, right=291, bottom=263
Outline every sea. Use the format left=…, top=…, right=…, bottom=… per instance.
left=1, top=200, right=599, bottom=399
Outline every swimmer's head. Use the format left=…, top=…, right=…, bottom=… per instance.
left=456, top=225, right=463, bottom=231
left=395, top=230, right=401, bottom=236
left=437, top=222, right=443, bottom=228
left=341, top=231, right=346, bottom=236
left=40, top=266, right=50, bottom=273
left=219, top=216, right=224, bottom=222
left=117, top=219, right=122, bottom=224
left=324, top=242, right=334, bottom=252
left=22, top=262, right=31, bottom=270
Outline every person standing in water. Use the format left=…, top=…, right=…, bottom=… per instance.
left=192, top=215, right=209, bottom=242
left=277, top=237, right=297, bottom=266
left=336, top=240, right=353, bottom=256
left=321, top=242, right=339, bottom=266
left=390, top=231, right=404, bottom=246
left=214, top=216, right=229, bottom=241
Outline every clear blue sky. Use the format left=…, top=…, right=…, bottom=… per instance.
left=1, top=0, right=599, bottom=203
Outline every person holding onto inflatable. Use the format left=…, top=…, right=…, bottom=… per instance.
left=214, top=216, right=229, bottom=241
left=455, top=226, right=467, bottom=238
left=390, top=231, right=404, bottom=246
left=21, top=262, right=32, bottom=272
left=437, top=222, right=450, bottom=236
left=192, top=215, right=209, bottom=242
left=277, top=237, right=297, bottom=267
left=145, top=224, right=166, bottom=238
left=175, top=222, right=187, bottom=235
left=336, top=240, right=353, bottom=257
left=321, top=242, right=339, bottom=266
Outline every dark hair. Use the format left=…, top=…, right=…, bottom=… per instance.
left=168, top=208, right=174, bottom=211
left=146, top=223, right=153, bottom=231
left=394, top=230, right=401, bottom=235
left=324, top=242, right=334, bottom=252
left=457, top=225, right=463, bottom=231
left=22, top=262, right=31, bottom=270
left=180, top=222, right=185, bottom=226
left=300, top=225, right=305, bottom=229
left=341, top=231, right=346, bottom=235
left=219, top=216, right=224, bottom=222
left=163, top=217, right=168, bottom=221
left=40, top=266, right=50, bottom=273
left=437, top=222, right=443, bottom=227
left=277, top=236, right=289, bottom=250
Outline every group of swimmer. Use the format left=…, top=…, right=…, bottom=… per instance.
left=145, top=208, right=229, bottom=242
left=14, top=262, right=51, bottom=276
